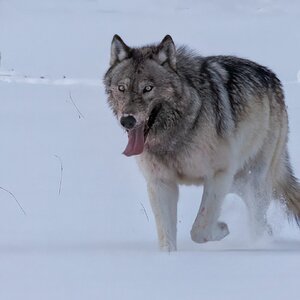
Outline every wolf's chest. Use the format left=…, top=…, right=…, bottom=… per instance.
left=172, top=150, right=211, bottom=185
left=138, top=148, right=211, bottom=185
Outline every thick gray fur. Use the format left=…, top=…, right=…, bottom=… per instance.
left=104, top=35, right=300, bottom=251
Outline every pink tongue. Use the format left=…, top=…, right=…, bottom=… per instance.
left=123, top=125, right=145, bottom=156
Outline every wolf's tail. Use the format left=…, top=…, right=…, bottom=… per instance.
left=276, top=159, right=300, bottom=225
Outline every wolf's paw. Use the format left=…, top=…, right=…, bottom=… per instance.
left=160, top=241, right=177, bottom=252
left=250, top=220, right=273, bottom=240
left=190, top=222, right=229, bottom=244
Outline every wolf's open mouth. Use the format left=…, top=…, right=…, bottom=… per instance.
left=144, top=103, right=162, bottom=139
left=123, top=103, right=162, bottom=157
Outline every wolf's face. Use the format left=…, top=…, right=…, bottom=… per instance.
left=104, top=35, right=182, bottom=156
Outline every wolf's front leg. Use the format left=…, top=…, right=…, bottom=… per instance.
left=191, top=171, right=233, bottom=243
left=147, top=179, right=178, bottom=251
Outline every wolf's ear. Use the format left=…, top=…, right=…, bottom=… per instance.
left=155, top=35, right=176, bottom=70
left=110, top=35, right=131, bottom=66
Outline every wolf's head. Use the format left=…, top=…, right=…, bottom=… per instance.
left=103, top=35, right=184, bottom=156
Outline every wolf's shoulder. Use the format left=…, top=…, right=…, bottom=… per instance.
left=176, top=47, right=277, bottom=81
left=196, top=54, right=279, bottom=86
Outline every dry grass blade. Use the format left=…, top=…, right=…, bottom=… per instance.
left=54, top=155, right=63, bottom=196
left=68, top=91, right=85, bottom=119
left=0, top=186, right=26, bottom=215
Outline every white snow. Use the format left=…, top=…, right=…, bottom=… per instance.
left=0, top=0, right=300, bottom=299
left=0, top=72, right=100, bottom=86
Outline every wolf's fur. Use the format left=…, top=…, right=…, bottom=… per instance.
left=104, top=35, right=300, bottom=251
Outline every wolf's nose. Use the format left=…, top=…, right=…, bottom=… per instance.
left=120, top=115, right=137, bottom=130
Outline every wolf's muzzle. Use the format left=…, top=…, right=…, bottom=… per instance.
left=120, top=115, right=137, bottom=130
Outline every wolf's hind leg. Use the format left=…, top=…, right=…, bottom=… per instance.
left=242, top=184, right=272, bottom=238
left=233, top=169, right=273, bottom=239
left=147, top=179, right=178, bottom=251
left=191, top=170, right=233, bottom=243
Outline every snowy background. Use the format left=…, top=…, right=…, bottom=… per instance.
left=0, top=0, right=300, bottom=299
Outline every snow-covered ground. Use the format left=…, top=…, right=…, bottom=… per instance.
left=0, top=0, right=300, bottom=299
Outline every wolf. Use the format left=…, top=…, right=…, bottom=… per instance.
left=103, top=35, right=300, bottom=251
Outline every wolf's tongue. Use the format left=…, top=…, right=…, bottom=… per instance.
left=123, top=125, right=145, bottom=156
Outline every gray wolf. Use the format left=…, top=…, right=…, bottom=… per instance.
left=103, top=35, right=300, bottom=251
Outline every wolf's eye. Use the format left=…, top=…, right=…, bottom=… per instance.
left=118, top=85, right=126, bottom=92
left=143, top=85, right=153, bottom=93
